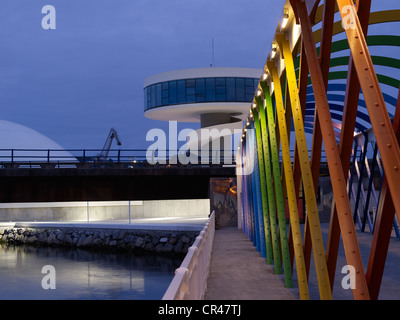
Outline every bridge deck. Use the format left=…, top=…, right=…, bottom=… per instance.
left=205, top=224, right=400, bottom=300
left=204, top=227, right=299, bottom=300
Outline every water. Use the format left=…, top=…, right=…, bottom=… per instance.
left=0, top=244, right=182, bottom=300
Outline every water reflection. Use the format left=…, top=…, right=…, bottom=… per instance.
left=0, top=244, right=181, bottom=300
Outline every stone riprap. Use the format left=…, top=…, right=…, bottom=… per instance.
left=0, top=227, right=197, bottom=256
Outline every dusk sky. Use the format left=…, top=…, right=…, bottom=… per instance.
left=0, top=1, right=398, bottom=151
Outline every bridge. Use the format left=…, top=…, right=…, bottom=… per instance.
left=236, top=0, right=400, bottom=301
left=0, top=148, right=235, bottom=202
left=1, top=0, right=400, bottom=302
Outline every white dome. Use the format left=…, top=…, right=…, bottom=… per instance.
left=0, top=120, right=74, bottom=163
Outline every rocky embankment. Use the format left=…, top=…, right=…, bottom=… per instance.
left=0, top=227, right=198, bottom=256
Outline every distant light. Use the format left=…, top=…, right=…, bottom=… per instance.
left=271, top=43, right=277, bottom=59
left=281, top=8, right=290, bottom=30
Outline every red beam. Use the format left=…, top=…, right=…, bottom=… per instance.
left=337, top=0, right=400, bottom=218
left=325, top=0, right=371, bottom=290
left=366, top=85, right=400, bottom=300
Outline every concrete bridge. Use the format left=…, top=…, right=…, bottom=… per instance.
left=0, top=166, right=235, bottom=203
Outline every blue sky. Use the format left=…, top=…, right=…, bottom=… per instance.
left=0, top=0, right=281, bottom=150
left=0, top=0, right=398, bottom=151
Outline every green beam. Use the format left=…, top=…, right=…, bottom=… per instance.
left=258, top=88, right=293, bottom=288
left=255, top=96, right=282, bottom=274
left=253, top=109, right=273, bottom=264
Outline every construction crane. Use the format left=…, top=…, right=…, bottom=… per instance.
left=98, top=128, right=122, bottom=161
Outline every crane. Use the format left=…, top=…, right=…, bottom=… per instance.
left=98, top=128, right=122, bottom=161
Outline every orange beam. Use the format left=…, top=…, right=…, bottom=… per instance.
left=336, top=0, right=400, bottom=218
left=291, top=0, right=370, bottom=299
left=326, top=0, right=371, bottom=290
left=303, top=0, right=336, bottom=280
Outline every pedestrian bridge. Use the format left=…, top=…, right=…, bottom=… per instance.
left=235, top=0, right=400, bottom=301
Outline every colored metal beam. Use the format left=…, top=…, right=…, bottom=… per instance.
left=362, top=141, right=378, bottom=232
left=302, top=0, right=336, bottom=281
left=291, top=0, right=370, bottom=299
left=313, top=9, right=400, bottom=43
left=263, top=68, right=308, bottom=298
left=250, top=120, right=267, bottom=256
left=256, top=96, right=282, bottom=273
left=292, top=41, right=313, bottom=278
left=276, top=34, right=333, bottom=300
left=253, top=109, right=273, bottom=263
left=337, top=0, right=400, bottom=218
left=366, top=85, right=400, bottom=299
left=260, top=88, right=293, bottom=288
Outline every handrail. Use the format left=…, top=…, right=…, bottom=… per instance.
left=0, top=149, right=237, bottom=167
left=0, top=148, right=329, bottom=166
left=162, top=211, right=215, bottom=300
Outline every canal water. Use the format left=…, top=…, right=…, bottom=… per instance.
left=0, top=244, right=182, bottom=300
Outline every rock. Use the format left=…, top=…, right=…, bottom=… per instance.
left=118, top=231, right=126, bottom=239
left=82, top=235, right=93, bottom=247
left=93, top=238, right=103, bottom=246
left=181, top=235, right=190, bottom=244
left=134, top=237, right=145, bottom=248
left=152, top=236, right=160, bottom=245
left=112, top=231, right=120, bottom=239
left=46, top=233, right=56, bottom=245
left=159, top=237, right=168, bottom=243
left=173, top=241, right=183, bottom=254
left=162, top=243, right=174, bottom=253
left=37, top=233, right=47, bottom=243
left=76, top=235, right=87, bottom=247
left=155, top=243, right=164, bottom=252
left=144, top=242, right=155, bottom=251
left=56, top=231, right=66, bottom=241
left=25, top=236, right=37, bottom=244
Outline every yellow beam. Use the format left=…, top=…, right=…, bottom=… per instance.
left=266, top=60, right=310, bottom=300
left=275, top=33, right=333, bottom=300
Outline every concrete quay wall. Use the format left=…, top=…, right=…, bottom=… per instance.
left=0, top=199, right=210, bottom=222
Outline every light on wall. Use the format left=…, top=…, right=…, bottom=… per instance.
left=281, top=8, right=290, bottom=30
left=271, top=43, right=277, bottom=59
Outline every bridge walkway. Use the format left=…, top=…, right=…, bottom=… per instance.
left=204, top=227, right=299, bottom=300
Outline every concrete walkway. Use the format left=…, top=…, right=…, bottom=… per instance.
left=204, top=227, right=299, bottom=300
